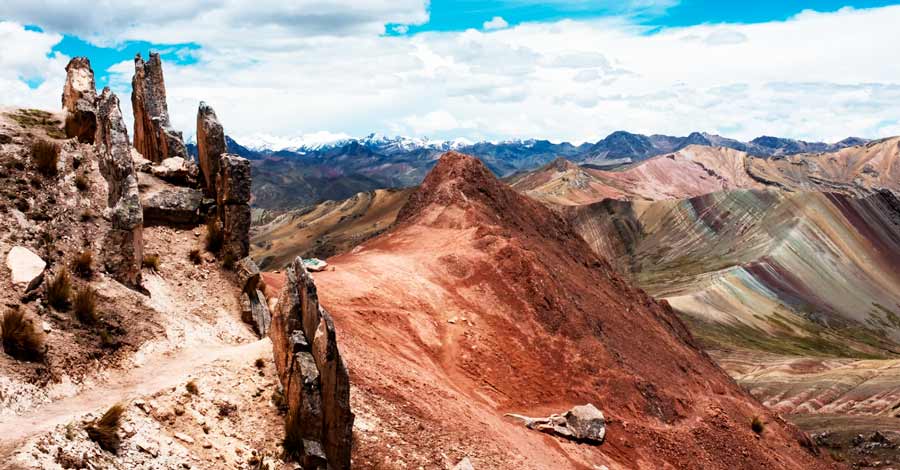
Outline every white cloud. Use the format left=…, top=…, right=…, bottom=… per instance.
left=483, top=16, right=509, bottom=31
left=0, top=22, right=68, bottom=110
left=3, top=5, right=900, bottom=144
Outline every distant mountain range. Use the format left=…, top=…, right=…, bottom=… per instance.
left=185, top=131, right=869, bottom=210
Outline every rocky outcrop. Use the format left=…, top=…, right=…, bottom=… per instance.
left=61, top=57, right=97, bottom=144
left=270, top=257, right=353, bottom=469
left=216, top=154, right=251, bottom=260
left=138, top=157, right=200, bottom=187
left=95, top=88, right=143, bottom=287
left=507, top=404, right=607, bottom=444
left=196, top=102, right=226, bottom=198
left=131, top=53, right=187, bottom=163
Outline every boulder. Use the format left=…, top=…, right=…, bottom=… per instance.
left=144, top=157, right=200, bottom=187
left=196, top=102, right=226, bottom=198
left=132, top=53, right=187, bottom=163
left=62, top=57, right=97, bottom=143
left=6, top=246, right=46, bottom=288
left=235, top=257, right=261, bottom=293
left=506, top=403, right=606, bottom=444
left=142, top=187, right=202, bottom=226
left=270, top=257, right=353, bottom=469
left=242, top=289, right=271, bottom=337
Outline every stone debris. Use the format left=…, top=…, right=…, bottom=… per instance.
left=270, top=257, right=353, bottom=469
left=453, top=457, right=475, bottom=470
left=5, top=246, right=46, bottom=288
left=142, top=156, right=200, bottom=187
left=174, top=432, right=194, bottom=444
left=132, top=52, right=187, bottom=163
left=61, top=57, right=97, bottom=143
left=506, top=404, right=606, bottom=444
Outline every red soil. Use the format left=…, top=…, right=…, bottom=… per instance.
left=285, top=152, right=843, bottom=469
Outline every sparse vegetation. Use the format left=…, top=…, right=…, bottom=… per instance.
left=99, top=328, right=117, bottom=349
left=186, top=380, right=199, bottom=395
left=73, top=286, right=98, bottom=325
left=1, top=309, right=45, bottom=362
left=205, top=218, right=223, bottom=253
left=188, top=248, right=202, bottom=265
left=218, top=401, right=237, bottom=417
left=281, top=411, right=303, bottom=462
left=31, top=139, right=60, bottom=176
left=751, top=416, right=765, bottom=434
left=85, top=403, right=124, bottom=454
left=7, top=109, right=65, bottom=138
left=80, top=208, right=94, bottom=222
left=254, top=357, right=265, bottom=369
left=272, top=388, right=286, bottom=413
left=74, top=173, right=90, bottom=191
left=142, top=253, right=161, bottom=271
left=72, top=250, right=93, bottom=278
left=47, top=268, right=73, bottom=311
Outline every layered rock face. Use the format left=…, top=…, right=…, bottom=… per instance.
left=95, top=88, right=144, bottom=287
left=196, top=102, right=226, bottom=198
left=61, top=57, right=97, bottom=143
left=216, top=154, right=252, bottom=260
left=132, top=53, right=187, bottom=163
left=270, top=257, right=353, bottom=470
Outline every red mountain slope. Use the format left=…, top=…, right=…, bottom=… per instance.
left=309, top=152, right=841, bottom=469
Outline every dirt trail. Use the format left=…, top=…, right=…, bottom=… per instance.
left=0, top=339, right=271, bottom=457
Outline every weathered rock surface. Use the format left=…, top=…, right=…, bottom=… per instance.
left=141, top=187, right=202, bottom=226
left=196, top=102, right=226, bottom=198
left=61, top=57, right=97, bottom=143
left=216, top=154, right=252, bottom=260
left=5, top=246, right=46, bottom=288
left=96, top=88, right=143, bottom=287
left=270, top=257, right=352, bottom=469
left=506, top=404, right=606, bottom=444
left=236, top=257, right=260, bottom=293
left=132, top=53, right=187, bottom=163
left=140, top=157, right=199, bottom=187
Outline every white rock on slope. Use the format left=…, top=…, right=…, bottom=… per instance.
left=5, top=246, right=45, bottom=287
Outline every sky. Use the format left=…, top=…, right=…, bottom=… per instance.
left=2, top=0, right=900, bottom=146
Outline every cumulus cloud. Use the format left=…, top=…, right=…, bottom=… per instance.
left=483, top=16, right=509, bottom=30
left=3, top=4, right=900, bottom=144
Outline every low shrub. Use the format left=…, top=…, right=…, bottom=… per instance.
left=31, top=140, right=59, bottom=176
left=254, top=357, right=265, bottom=369
left=1, top=309, right=45, bottom=362
left=47, top=268, right=72, bottom=311
left=72, top=250, right=93, bottom=278
left=188, top=248, right=202, bottom=265
left=186, top=380, right=199, bottom=395
left=85, top=403, right=124, bottom=454
left=281, top=411, right=303, bottom=462
left=142, top=254, right=160, bottom=271
left=73, top=286, right=98, bottom=325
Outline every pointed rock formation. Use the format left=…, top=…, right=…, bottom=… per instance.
left=270, top=257, right=353, bottom=470
left=95, top=88, right=143, bottom=287
left=216, top=154, right=252, bottom=260
left=131, top=52, right=187, bottom=163
left=61, top=57, right=97, bottom=143
left=196, top=102, right=226, bottom=198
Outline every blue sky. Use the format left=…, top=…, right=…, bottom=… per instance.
left=2, top=0, right=900, bottom=144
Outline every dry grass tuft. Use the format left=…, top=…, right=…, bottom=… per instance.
left=74, top=173, right=90, bottom=191
left=188, top=248, right=202, bottom=265
left=85, top=403, right=124, bottom=454
left=186, top=380, right=199, bottom=395
left=72, top=250, right=93, bottom=278
left=142, top=253, right=161, bottom=271
left=281, top=410, right=304, bottom=462
left=751, top=416, right=765, bottom=435
left=205, top=218, right=223, bottom=253
left=222, top=252, right=236, bottom=270
left=73, top=286, right=98, bottom=325
left=47, top=268, right=72, bottom=311
left=1, top=309, right=45, bottom=362
left=254, top=357, right=265, bottom=369
left=31, top=140, right=60, bottom=176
